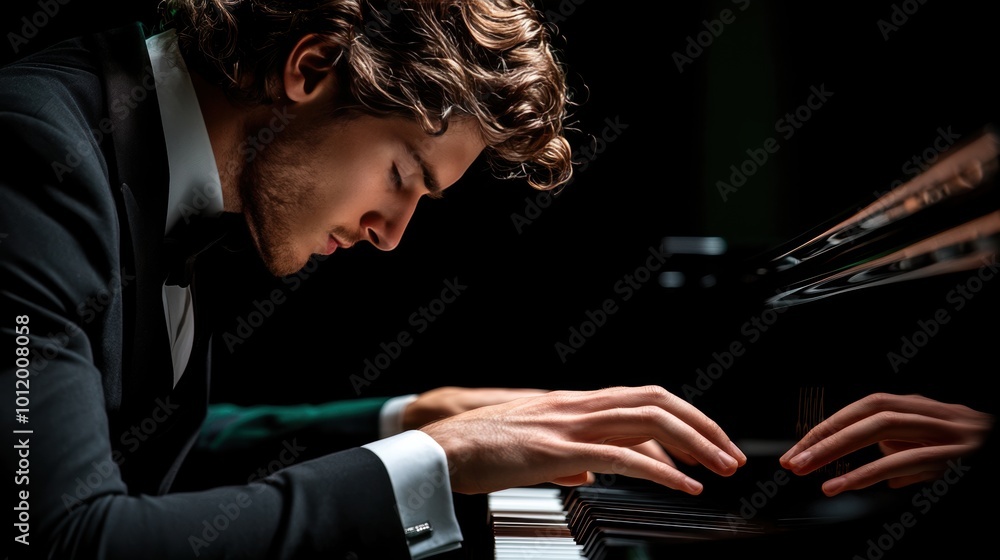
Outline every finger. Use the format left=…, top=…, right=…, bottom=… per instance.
left=879, top=440, right=924, bottom=455
left=597, top=436, right=676, bottom=468
left=627, top=440, right=675, bottom=468
left=569, top=442, right=705, bottom=495
left=664, top=446, right=699, bottom=466
left=551, top=472, right=594, bottom=486
left=580, top=406, right=740, bottom=476
left=783, top=412, right=969, bottom=475
left=887, top=470, right=943, bottom=489
left=576, top=386, right=747, bottom=465
left=818, top=444, right=969, bottom=496
left=780, top=393, right=983, bottom=464
left=620, top=436, right=697, bottom=465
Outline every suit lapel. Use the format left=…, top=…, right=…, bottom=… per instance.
left=91, top=23, right=174, bottom=412
left=91, top=23, right=210, bottom=494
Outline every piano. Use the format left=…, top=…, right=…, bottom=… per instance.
left=449, top=127, right=1000, bottom=559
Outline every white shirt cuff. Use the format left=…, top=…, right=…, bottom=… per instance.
left=363, top=430, right=463, bottom=559
left=380, top=394, right=418, bottom=439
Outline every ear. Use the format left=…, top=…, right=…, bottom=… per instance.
left=282, top=34, right=340, bottom=104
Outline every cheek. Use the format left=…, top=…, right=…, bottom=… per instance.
left=308, top=169, right=386, bottom=224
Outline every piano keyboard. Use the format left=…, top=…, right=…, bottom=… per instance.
left=489, top=487, right=585, bottom=559
left=488, top=485, right=767, bottom=560
left=483, top=438, right=904, bottom=560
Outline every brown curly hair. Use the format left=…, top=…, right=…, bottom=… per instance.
left=158, top=0, right=573, bottom=190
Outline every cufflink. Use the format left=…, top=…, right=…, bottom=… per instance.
left=404, top=521, right=433, bottom=539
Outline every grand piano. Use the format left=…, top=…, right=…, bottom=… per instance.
left=446, top=128, right=1000, bottom=559
left=3, top=2, right=994, bottom=559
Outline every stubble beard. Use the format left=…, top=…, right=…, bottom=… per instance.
left=236, top=114, right=322, bottom=277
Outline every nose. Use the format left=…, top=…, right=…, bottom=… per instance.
left=361, top=194, right=420, bottom=251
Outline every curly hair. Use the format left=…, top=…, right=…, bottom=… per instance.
left=158, top=0, right=573, bottom=190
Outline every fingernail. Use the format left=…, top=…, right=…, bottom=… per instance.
left=730, top=441, right=747, bottom=463
left=824, top=477, right=845, bottom=496
left=685, top=478, right=703, bottom=495
left=788, top=450, right=811, bottom=469
left=718, top=450, right=737, bottom=470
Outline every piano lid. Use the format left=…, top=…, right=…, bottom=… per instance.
left=661, top=126, right=1000, bottom=308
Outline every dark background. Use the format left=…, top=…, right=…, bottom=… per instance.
left=4, top=0, right=998, bottom=557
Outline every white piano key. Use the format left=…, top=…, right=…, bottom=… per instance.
left=490, top=488, right=584, bottom=559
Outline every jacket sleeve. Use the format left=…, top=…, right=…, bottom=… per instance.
left=199, top=398, right=391, bottom=453
left=0, top=53, right=411, bottom=560
left=171, top=399, right=392, bottom=490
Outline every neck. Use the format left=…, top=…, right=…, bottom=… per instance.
left=189, top=71, right=258, bottom=214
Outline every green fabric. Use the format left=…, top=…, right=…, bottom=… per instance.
left=200, top=397, right=392, bottom=452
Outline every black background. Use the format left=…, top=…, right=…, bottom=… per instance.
left=3, top=0, right=998, bottom=557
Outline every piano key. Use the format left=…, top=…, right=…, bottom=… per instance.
left=490, top=487, right=586, bottom=559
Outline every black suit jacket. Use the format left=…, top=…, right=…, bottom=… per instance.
left=1, top=23, right=410, bottom=559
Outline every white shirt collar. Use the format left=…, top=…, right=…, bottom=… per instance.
left=147, top=28, right=223, bottom=388
left=145, top=28, right=225, bottom=235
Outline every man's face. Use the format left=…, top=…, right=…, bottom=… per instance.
left=237, top=113, right=485, bottom=276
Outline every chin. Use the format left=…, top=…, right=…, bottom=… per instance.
left=254, top=238, right=308, bottom=277
left=267, top=253, right=311, bottom=277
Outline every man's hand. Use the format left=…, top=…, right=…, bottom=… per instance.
left=419, top=385, right=746, bottom=495
left=780, top=393, right=994, bottom=496
left=404, top=386, right=688, bottom=479
left=402, top=386, right=551, bottom=430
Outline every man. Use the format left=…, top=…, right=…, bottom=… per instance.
left=0, top=0, right=750, bottom=558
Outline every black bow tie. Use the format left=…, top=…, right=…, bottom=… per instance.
left=163, top=212, right=251, bottom=287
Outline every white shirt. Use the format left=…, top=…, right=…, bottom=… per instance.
left=146, top=29, right=462, bottom=558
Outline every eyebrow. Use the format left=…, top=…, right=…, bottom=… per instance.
left=406, top=142, right=443, bottom=199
